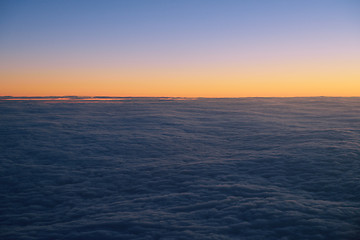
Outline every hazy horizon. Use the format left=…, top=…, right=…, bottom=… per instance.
left=2, top=96, right=360, bottom=99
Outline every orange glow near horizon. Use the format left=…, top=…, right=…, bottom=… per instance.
left=1, top=60, right=359, bottom=97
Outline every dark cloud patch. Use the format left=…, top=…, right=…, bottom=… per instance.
left=1, top=98, right=360, bottom=239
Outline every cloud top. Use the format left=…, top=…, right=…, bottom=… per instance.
left=1, top=98, right=359, bottom=239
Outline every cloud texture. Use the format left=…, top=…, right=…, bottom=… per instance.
left=0, top=98, right=359, bottom=239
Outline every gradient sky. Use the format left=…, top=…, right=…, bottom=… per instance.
left=1, top=0, right=359, bottom=97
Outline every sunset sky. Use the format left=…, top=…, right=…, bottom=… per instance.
left=1, top=0, right=359, bottom=97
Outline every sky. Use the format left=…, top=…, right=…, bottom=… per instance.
left=0, top=0, right=359, bottom=97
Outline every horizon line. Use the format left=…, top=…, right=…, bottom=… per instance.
left=1, top=95, right=360, bottom=100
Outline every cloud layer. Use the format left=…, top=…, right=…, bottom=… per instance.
left=1, top=98, right=359, bottom=239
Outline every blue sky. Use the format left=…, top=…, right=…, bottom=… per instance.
left=1, top=0, right=359, bottom=96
